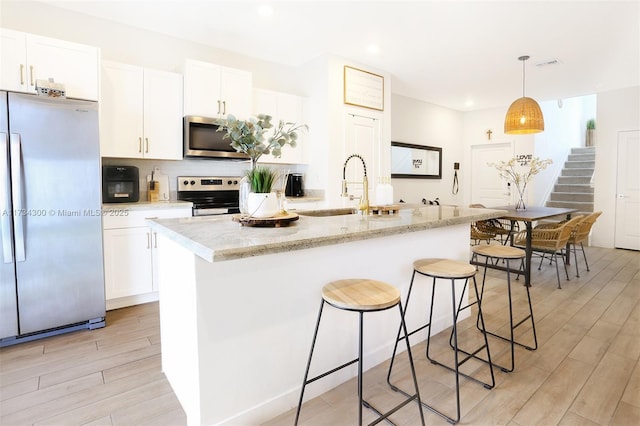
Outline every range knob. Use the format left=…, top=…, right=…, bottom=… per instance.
left=233, top=180, right=238, bottom=185
left=182, top=180, right=189, bottom=186
left=190, top=180, right=196, bottom=186
left=227, top=180, right=233, bottom=185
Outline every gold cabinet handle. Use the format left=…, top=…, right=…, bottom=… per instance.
left=217, top=100, right=221, bottom=115
left=153, top=231, right=158, bottom=249
left=222, top=100, right=226, bottom=115
left=19, top=64, right=24, bottom=85
left=138, top=137, right=142, bottom=153
left=146, top=232, right=151, bottom=249
left=29, top=65, right=34, bottom=86
left=145, top=137, right=149, bottom=153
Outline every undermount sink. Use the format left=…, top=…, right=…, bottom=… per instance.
left=296, top=208, right=358, bottom=217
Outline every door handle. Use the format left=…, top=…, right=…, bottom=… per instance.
left=138, top=137, right=142, bottom=153
left=145, top=137, right=149, bottom=153
left=9, top=134, right=25, bottom=262
left=19, top=64, right=25, bottom=86
left=29, top=65, right=34, bottom=87
left=0, top=133, right=13, bottom=263
left=217, top=100, right=221, bottom=115
left=222, top=101, right=226, bottom=115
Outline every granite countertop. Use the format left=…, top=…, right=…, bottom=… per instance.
left=147, top=205, right=506, bottom=263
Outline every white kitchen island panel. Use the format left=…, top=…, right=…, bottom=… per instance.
left=149, top=206, right=505, bottom=425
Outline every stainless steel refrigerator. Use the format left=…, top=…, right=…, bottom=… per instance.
left=0, top=91, right=105, bottom=346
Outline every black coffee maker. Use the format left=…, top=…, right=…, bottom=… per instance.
left=285, top=173, right=304, bottom=197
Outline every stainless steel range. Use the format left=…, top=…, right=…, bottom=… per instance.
left=177, top=176, right=241, bottom=216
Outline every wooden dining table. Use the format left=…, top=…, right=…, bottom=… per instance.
left=490, top=206, right=579, bottom=287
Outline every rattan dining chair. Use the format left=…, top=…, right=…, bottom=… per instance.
left=469, top=204, right=520, bottom=245
left=566, top=211, right=602, bottom=277
left=533, top=211, right=602, bottom=278
left=514, top=215, right=584, bottom=289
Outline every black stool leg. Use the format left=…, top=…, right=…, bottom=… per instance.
left=295, top=300, right=325, bottom=425
left=358, top=312, right=364, bottom=425
left=387, top=270, right=418, bottom=386
left=474, top=256, right=539, bottom=373
left=448, top=277, right=496, bottom=387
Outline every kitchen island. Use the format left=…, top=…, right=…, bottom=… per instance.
left=147, top=205, right=505, bottom=425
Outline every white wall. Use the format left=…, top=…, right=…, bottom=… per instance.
left=592, top=86, right=640, bottom=247
left=461, top=107, right=535, bottom=206
left=391, top=94, right=463, bottom=206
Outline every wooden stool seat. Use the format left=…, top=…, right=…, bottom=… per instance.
left=322, top=279, right=400, bottom=311
left=413, top=258, right=476, bottom=279
left=472, top=245, right=525, bottom=259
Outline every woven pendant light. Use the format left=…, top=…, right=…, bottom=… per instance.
left=504, top=55, right=544, bottom=134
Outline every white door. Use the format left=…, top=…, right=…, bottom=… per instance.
left=26, top=34, right=99, bottom=100
left=183, top=59, right=222, bottom=117
left=344, top=114, right=380, bottom=200
left=100, top=61, right=144, bottom=158
left=143, top=68, right=183, bottom=160
left=471, top=143, right=513, bottom=207
left=220, top=66, right=252, bottom=119
left=0, top=28, right=28, bottom=92
left=614, top=130, right=640, bottom=250
left=103, top=227, right=153, bottom=300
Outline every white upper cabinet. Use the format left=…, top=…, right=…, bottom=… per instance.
left=0, top=28, right=99, bottom=100
left=100, top=61, right=183, bottom=160
left=253, top=88, right=307, bottom=164
left=183, top=59, right=252, bottom=119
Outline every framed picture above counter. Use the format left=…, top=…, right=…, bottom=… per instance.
left=391, top=141, right=442, bottom=179
left=343, top=65, right=384, bottom=111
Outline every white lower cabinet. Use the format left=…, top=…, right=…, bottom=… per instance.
left=102, top=206, right=191, bottom=310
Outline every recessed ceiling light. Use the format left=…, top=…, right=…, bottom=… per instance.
left=366, top=44, right=380, bottom=54
left=257, top=4, right=274, bottom=17
left=465, top=99, right=474, bottom=108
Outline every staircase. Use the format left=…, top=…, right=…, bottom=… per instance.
left=546, top=146, right=595, bottom=215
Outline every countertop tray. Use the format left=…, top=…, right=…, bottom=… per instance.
left=232, top=212, right=299, bottom=227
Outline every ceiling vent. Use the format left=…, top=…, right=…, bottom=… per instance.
left=536, top=58, right=562, bottom=67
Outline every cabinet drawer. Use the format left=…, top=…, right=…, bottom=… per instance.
left=103, top=207, right=192, bottom=229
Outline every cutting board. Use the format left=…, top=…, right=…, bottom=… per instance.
left=146, top=171, right=170, bottom=201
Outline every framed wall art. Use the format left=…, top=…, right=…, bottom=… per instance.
left=391, top=141, right=442, bottom=179
left=343, top=65, right=384, bottom=111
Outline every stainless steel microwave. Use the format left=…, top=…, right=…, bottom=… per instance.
left=183, top=115, right=250, bottom=160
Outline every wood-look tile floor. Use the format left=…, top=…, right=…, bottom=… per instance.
left=1, top=246, right=638, bottom=425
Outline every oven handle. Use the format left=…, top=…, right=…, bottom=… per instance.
left=193, top=207, right=233, bottom=216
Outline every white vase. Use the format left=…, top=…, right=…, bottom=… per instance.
left=246, top=192, right=279, bottom=218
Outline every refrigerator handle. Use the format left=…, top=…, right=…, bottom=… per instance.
left=0, top=132, right=13, bottom=263
left=9, top=134, right=25, bottom=262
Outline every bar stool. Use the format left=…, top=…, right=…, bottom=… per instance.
left=470, top=245, right=538, bottom=373
left=386, top=259, right=495, bottom=424
left=295, top=279, right=425, bottom=426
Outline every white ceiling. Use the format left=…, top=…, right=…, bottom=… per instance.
left=44, top=0, right=639, bottom=111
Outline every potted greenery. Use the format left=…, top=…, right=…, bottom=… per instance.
left=586, top=118, right=596, bottom=147
left=216, top=114, right=307, bottom=217
left=244, top=166, right=279, bottom=217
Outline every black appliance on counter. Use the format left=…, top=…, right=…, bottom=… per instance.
left=285, top=173, right=304, bottom=197
left=102, top=166, right=139, bottom=203
left=177, top=176, right=241, bottom=216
